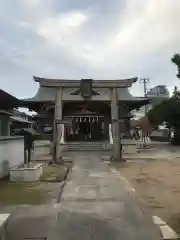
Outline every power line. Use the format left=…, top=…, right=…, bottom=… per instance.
left=140, top=78, right=150, bottom=114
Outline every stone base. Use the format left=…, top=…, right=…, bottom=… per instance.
left=102, top=143, right=113, bottom=150
left=123, top=145, right=137, bottom=154
left=111, top=156, right=125, bottom=162
left=62, top=156, right=73, bottom=162
left=101, top=156, right=111, bottom=162
left=10, top=163, right=43, bottom=182
left=0, top=213, right=10, bottom=240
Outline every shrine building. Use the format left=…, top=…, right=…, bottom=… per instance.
left=21, top=76, right=150, bottom=160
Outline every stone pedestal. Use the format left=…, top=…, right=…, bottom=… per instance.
left=10, top=163, right=43, bottom=182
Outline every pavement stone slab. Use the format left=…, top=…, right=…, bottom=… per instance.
left=48, top=152, right=160, bottom=239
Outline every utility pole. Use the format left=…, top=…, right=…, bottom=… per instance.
left=140, top=78, right=150, bottom=114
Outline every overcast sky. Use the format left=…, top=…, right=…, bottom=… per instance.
left=0, top=0, right=180, bottom=98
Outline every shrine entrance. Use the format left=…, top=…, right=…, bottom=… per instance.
left=63, top=102, right=110, bottom=142
left=65, top=116, right=107, bottom=141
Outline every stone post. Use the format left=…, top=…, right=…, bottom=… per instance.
left=109, top=124, right=113, bottom=144
left=111, top=87, right=122, bottom=161
left=53, top=88, right=63, bottom=162
left=60, top=124, right=65, bottom=143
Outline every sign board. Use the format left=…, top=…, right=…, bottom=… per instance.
left=80, top=79, right=92, bottom=98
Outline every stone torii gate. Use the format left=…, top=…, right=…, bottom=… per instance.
left=51, top=78, right=137, bottom=163
left=20, top=76, right=150, bottom=162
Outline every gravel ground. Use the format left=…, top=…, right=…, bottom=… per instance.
left=116, top=158, right=180, bottom=233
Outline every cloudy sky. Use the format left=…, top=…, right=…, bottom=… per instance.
left=0, top=0, right=180, bottom=99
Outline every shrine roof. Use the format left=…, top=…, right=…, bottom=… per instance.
left=0, top=89, right=20, bottom=109
left=19, top=76, right=150, bottom=110
left=20, top=86, right=150, bottom=103
left=33, top=76, right=138, bottom=88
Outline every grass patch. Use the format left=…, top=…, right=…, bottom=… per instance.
left=168, top=213, right=180, bottom=235
left=0, top=164, right=69, bottom=206
left=0, top=181, right=52, bottom=205
left=40, top=164, right=68, bottom=182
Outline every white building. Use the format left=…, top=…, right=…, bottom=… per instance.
left=132, top=85, right=170, bottom=121
left=146, top=85, right=169, bottom=98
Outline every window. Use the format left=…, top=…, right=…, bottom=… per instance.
left=159, top=86, right=167, bottom=95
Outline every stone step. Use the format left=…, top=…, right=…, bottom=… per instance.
left=63, top=140, right=138, bottom=152
left=67, top=146, right=104, bottom=151
left=67, top=149, right=103, bottom=151
left=67, top=141, right=109, bottom=144
left=67, top=145, right=102, bottom=148
left=64, top=141, right=112, bottom=151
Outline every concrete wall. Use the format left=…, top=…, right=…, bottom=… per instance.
left=150, top=129, right=171, bottom=142
left=0, top=136, right=24, bottom=178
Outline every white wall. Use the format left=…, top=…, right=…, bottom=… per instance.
left=0, top=137, right=24, bottom=178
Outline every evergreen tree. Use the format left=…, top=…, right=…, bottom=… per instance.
left=134, top=53, right=180, bottom=144
left=172, top=53, right=180, bottom=78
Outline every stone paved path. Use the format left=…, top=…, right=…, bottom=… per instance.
left=48, top=152, right=160, bottom=239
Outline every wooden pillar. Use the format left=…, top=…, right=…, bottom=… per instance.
left=53, top=88, right=63, bottom=162
left=111, top=87, right=122, bottom=161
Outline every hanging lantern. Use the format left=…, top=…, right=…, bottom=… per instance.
left=80, top=117, right=82, bottom=122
